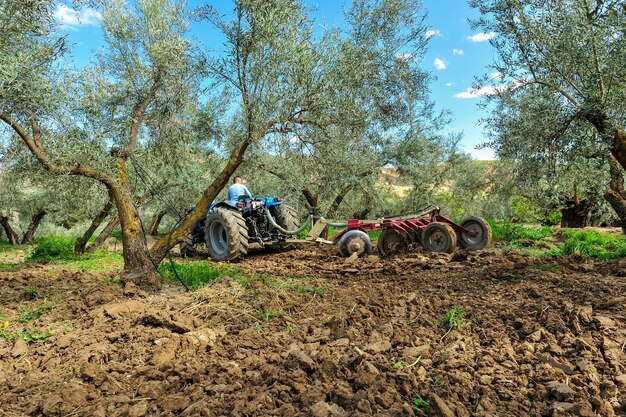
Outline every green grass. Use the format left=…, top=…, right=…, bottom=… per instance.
left=0, top=324, right=53, bottom=342
left=488, top=220, right=554, bottom=243
left=438, top=306, right=468, bottom=340
left=412, top=395, right=429, bottom=410
left=550, top=229, right=626, bottom=260
left=28, top=236, right=78, bottom=262
left=160, top=260, right=325, bottom=295
left=158, top=260, right=248, bottom=290
left=18, top=303, right=56, bottom=322
left=1, top=236, right=124, bottom=272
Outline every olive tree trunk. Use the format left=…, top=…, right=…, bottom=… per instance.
left=21, top=209, right=47, bottom=244
left=75, top=192, right=115, bottom=254
left=0, top=216, right=19, bottom=245
left=148, top=210, right=166, bottom=235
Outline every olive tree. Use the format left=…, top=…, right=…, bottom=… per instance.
left=471, top=0, right=626, bottom=229
left=0, top=0, right=199, bottom=288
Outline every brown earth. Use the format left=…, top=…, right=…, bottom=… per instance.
left=0, top=246, right=625, bottom=417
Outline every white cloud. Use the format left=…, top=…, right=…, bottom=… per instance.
left=467, top=32, right=496, bottom=42
left=452, top=49, right=464, bottom=55
left=454, top=79, right=523, bottom=99
left=469, top=147, right=496, bottom=160
left=455, top=86, right=498, bottom=99
left=396, top=53, right=414, bottom=61
left=53, top=5, right=101, bottom=30
left=445, top=82, right=452, bottom=87
left=425, top=30, right=441, bottom=39
left=490, top=72, right=504, bottom=80
left=434, top=57, right=447, bottom=70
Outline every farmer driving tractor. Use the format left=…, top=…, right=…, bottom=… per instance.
left=228, top=176, right=252, bottom=203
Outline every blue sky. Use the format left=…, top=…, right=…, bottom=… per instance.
left=56, top=0, right=497, bottom=159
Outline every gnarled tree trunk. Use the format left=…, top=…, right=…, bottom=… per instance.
left=0, top=216, right=19, bottom=245
left=584, top=112, right=626, bottom=233
left=75, top=192, right=115, bottom=254
left=21, top=209, right=47, bottom=244
left=110, top=159, right=160, bottom=290
left=148, top=210, right=166, bottom=235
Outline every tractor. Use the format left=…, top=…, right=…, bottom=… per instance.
left=180, top=196, right=299, bottom=261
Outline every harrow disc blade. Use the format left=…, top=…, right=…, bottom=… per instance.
left=377, top=229, right=407, bottom=257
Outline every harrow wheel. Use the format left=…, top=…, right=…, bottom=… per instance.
left=421, top=222, right=457, bottom=253
left=338, top=230, right=373, bottom=258
left=458, top=216, right=492, bottom=250
left=377, top=229, right=407, bottom=257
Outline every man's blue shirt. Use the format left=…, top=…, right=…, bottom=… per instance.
left=228, top=183, right=252, bottom=201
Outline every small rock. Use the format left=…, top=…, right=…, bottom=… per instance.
left=430, top=394, right=455, bottom=417
left=128, top=401, right=149, bottom=417
left=287, top=349, right=316, bottom=372
left=594, top=316, right=616, bottom=330
left=11, top=340, right=28, bottom=357
left=553, top=402, right=575, bottom=412
left=56, top=333, right=77, bottom=349
left=354, top=361, right=380, bottom=387
left=528, top=329, right=543, bottom=342
left=576, top=358, right=590, bottom=372
left=366, top=340, right=392, bottom=353
left=103, top=300, right=145, bottom=319
left=310, top=401, right=344, bottom=417
left=343, top=252, right=359, bottom=265
left=546, top=381, right=575, bottom=401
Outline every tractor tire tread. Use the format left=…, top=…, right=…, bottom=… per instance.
left=205, top=207, right=249, bottom=261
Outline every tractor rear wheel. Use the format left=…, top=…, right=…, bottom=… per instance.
left=377, top=229, right=407, bottom=257
left=421, top=222, right=456, bottom=253
left=338, top=230, right=373, bottom=257
left=457, top=216, right=492, bottom=250
left=274, top=204, right=299, bottom=233
left=204, top=207, right=249, bottom=261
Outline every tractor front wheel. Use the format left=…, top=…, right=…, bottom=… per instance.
left=338, top=230, right=373, bottom=258
left=204, top=207, right=249, bottom=261
left=458, top=216, right=492, bottom=250
left=421, top=222, right=457, bottom=253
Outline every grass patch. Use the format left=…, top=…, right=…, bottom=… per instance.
left=158, top=260, right=249, bottom=290
left=0, top=327, right=53, bottom=342
left=438, top=306, right=468, bottom=340
left=28, top=236, right=77, bottom=262
left=488, top=220, right=553, bottom=243
left=161, top=260, right=325, bottom=296
left=19, top=236, right=123, bottom=272
left=262, top=274, right=324, bottom=296
left=412, top=394, right=429, bottom=411
left=550, top=229, right=626, bottom=260
left=18, top=303, right=56, bottom=322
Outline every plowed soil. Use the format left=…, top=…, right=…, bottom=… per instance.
left=1, top=246, right=625, bottom=417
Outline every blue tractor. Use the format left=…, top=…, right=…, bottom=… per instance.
left=180, top=196, right=299, bottom=261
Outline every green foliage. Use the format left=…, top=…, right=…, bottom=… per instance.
left=18, top=303, right=56, bottom=322
left=412, top=395, right=429, bottom=410
left=0, top=327, right=52, bottom=342
left=158, top=261, right=245, bottom=290
left=438, top=306, right=468, bottom=332
left=28, top=237, right=77, bottom=262
left=23, top=237, right=123, bottom=271
left=488, top=220, right=553, bottom=243
left=552, top=230, right=626, bottom=260
left=511, top=196, right=542, bottom=223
